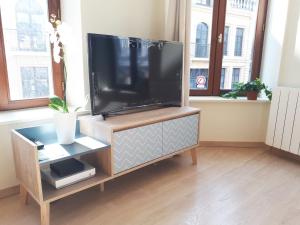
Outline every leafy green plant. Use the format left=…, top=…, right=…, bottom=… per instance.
left=49, top=96, right=81, bottom=113
left=222, top=78, right=272, bottom=100
left=49, top=96, right=69, bottom=113
left=48, top=14, right=71, bottom=113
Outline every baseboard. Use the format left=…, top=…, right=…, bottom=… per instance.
left=269, top=147, right=300, bottom=162
left=0, top=185, right=20, bottom=199
left=199, top=141, right=268, bottom=148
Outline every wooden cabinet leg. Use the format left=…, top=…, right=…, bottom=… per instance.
left=100, top=183, right=104, bottom=192
left=190, top=148, right=198, bottom=165
left=40, top=202, right=50, bottom=225
left=20, top=185, right=29, bottom=205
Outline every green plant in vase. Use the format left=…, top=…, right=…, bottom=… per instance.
left=222, top=78, right=272, bottom=101
left=48, top=14, right=69, bottom=112
left=48, top=14, right=79, bottom=144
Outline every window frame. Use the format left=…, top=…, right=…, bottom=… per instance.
left=190, top=0, right=269, bottom=96
left=0, top=0, right=64, bottom=111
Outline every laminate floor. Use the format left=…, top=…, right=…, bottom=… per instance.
left=1, top=147, right=300, bottom=225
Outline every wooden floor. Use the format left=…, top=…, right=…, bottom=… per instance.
left=2, top=147, right=300, bottom=225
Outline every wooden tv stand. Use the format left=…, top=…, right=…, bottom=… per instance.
left=11, top=106, right=200, bottom=225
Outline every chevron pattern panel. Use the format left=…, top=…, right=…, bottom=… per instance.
left=113, top=123, right=163, bottom=174
left=162, top=114, right=199, bottom=155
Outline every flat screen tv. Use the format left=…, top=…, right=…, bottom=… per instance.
left=88, top=33, right=183, bottom=117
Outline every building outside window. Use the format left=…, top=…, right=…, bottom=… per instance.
left=223, top=26, right=229, bottom=56
left=195, top=23, right=208, bottom=58
left=16, top=0, right=46, bottom=51
left=0, top=0, right=56, bottom=105
left=234, top=27, right=244, bottom=56
left=21, top=67, right=49, bottom=98
left=220, top=68, right=226, bottom=89
left=195, top=0, right=211, bottom=7
left=190, top=0, right=262, bottom=93
left=231, top=68, right=241, bottom=88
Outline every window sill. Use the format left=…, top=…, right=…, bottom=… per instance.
left=189, top=96, right=271, bottom=104
left=0, top=107, right=90, bottom=126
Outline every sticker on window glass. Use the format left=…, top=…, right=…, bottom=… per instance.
left=196, top=75, right=206, bottom=89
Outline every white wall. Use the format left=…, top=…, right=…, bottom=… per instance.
left=190, top=100, right=270, bottom=142
left=261, top=0, right=300, bottom=89
left=61, top=0, right=166, bottom=109
left=260, top=0, right=289, bottom=89
left=61, top=0, right=85, bottom=108
left=0, top=124, right=20, bottom=190
left=278, top=0, right=300, bottom=88
left=0, top=115, right=53, bottom=190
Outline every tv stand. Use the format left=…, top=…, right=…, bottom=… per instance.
left=11, top=106, right=200, bottom=225
left=101, top=104, right=181, bottom=120
left=82, top=106, right=200, bottom=174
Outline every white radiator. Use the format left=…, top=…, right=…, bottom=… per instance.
left=266, top=87, right=300, bottom=154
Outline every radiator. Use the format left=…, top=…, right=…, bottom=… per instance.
left=266, top=87, right=300, bottom=154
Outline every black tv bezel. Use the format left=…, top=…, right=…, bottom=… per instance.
left=87, top=33, right=183, bottom=117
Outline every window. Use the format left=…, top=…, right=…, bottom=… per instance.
left=223, top=26, right=229, bottom=56
left=195, top=0, right=211, bottom=7
left=0, top=0, right=63, bottom=110
left=220, top=68, right=226, bottom=89
left=190, top=68, right=209, bottom=89
left=195, top=23, right=208, bottom=58
left=21, top=67, right=49, bottom=98
left=231, top=68, right=240, bottom=88
left=16, top=0, right=46, bottom=51
left=234, top=28, right=244, bottom=56
left=190, top=0, right=267, bottom=96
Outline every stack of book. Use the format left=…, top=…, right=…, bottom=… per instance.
left=41, top=158, right=95, bottom=189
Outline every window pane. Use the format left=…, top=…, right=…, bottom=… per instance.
left=223, top=26, right=229, bottom=56
left=195, top=0, right=211, bottom=7
left=231, top=68, right=240, bottom=88
left=21, top=67, right=49, bottom=98
left=220, top=0, right=259, bottom=90
left=190, top=68, right=209, bottom=89
left=234, top=28, right=244, bottom=56
left=0, top=0, right=54, bottom=100
left=195, top=23, right=209, bottom=58
left=190, top=0, right=214, bottom=90
left=220, top=68, right=226, bottom=89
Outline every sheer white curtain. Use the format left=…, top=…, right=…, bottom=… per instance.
left=165, top=0, right=192, bottom=106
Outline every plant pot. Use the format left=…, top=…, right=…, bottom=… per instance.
left=53, top=111, right=77, bottom=144
left=246, top=91, right=258, bottom=100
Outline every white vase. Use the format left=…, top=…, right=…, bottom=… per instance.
left=53, top=111, right=77, bottom=144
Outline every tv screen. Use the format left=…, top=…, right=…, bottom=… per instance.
left=88, top=33, right=183, bottom=116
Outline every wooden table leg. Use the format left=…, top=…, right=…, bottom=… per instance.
left=190, top=148, right=198, bottom=165
left=20, top=185, right=29, bottom=205
left=41, top=202, right=50, bottom=225
left=100, top=183, right=104, bottom=192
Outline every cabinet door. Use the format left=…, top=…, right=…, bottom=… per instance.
left=163, top=114, right=199, bottom=155
left=113, top=123, right=162, bottom=174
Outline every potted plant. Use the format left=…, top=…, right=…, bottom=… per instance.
left=48, top=14, right=79, bottom=144
left=222, top=78, right=272, bottom=100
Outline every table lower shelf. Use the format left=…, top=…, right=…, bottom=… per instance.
left=42, top=169, right=111, bottom=203
left=41, top=144, right=199, bottom=203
